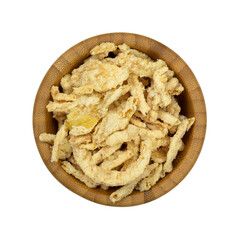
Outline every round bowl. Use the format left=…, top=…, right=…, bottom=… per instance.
left=33, top=32, right=207, bottom=207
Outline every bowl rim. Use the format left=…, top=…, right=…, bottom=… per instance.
left=33, top=32, right=207, bottom=207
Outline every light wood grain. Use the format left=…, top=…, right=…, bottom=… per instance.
left=33, top=33, right=207, bottom=207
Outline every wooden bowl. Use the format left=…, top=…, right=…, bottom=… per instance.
left=33, top=33, right=207, bottom=207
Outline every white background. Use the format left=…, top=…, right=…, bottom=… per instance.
left=1, top=0, right=239, bottom=239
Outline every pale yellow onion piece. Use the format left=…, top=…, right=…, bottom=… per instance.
left=93, top=97, right=137, bottom=144
left=51, top=124, right=68, bottom=162
left=71, top=57, right=130, bottom=91
left=130, top=116, right=146, bottom=128
left=128, top=74, right=150, bottom=116
left=73, top=139, right=152, bottom=186
left=60, top=74, right=72, bottom=94
left=50, top=86, right=59, bottom=100
left=101, top=142, right=138, bottom=171
left=146, top=123, right=160, bottom=130
left=126, top=49, right=151, bottom=60
left=166, top=78, right=179, bottom=91
left=169, top=83, right=184, bottom=95
left=109, top=163, right=158, bottom=203
left=59, top=138, right=72, bottom=155
left=58, top=149, right=71, bottom=160
left=166, top=78, right=184, bottom=95
left=73, top=86, right=94, bottom=95
left=137, top=164, right=165, bottom=192
left=79, top=143, right=99, bottom=151
left=62, top=161, right=98, bottom=188
left=91, top=143, right=122, bottom=165
left=146, top=87, right=161, bottom=111
left=154, top=66, right=169, bottom=83
left=138, top=127, right=168, bottom=140
left=75, top=93, right=102, bottom=107
left=146, top=110, right=158, bottom=122
left=169, top=125, right=178, bottom=134
left=151, top=136, right=170, bottom=151
left=90, top=42, right=117, bottom=56
left=80, top=63, right=129, bottom=92
left=106, top=124, right=168, bottom=146
left=157, top=109, right=181, bottom=126
left=134, top=112, right=168, bottom=130
left=69, top=134, right=91, bottom=146
left=69, top=125, right=95, bottom=136
left=151, top=149, right=167, bottom=163
left=101, top=149, right=134, bottom=171
left=112, top=51, right=166, bottom=77
left=46, top=101, right=78, bottom=114
left=65, top=110, right=100, bottom=136
left=166, top=70, right=174, bottom=80
left=99, top=85, right=130, bottom=115
left=50, top=86, right=76, bottom=102
left=39, top=133, right=55, bottom=144
left=70, top=59, right=102, bottom=87
left=121, top=155, right=138, bottom=172
left=90, top=43, right=117, bottom=61
left=164, top=118, right=195, bottom=172
left=146, top=121, right=168, bottom=131
left=118, top=44, right=150, bottom=59
left=118, top=43, right=130, bottom=52
left=153, top=68, right=171, bottom=107
left=165, top=96, right=181, bottom=118
left=117, top=97, right=137, bottom=118
left=54, top=92, right=76, bottom=102
left=105, top=124, right=139, bottom=146
left=47, top=136, right=72, bottom=160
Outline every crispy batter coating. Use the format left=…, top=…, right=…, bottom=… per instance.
left=101, top=141, right=139, bottom=171
left=93, top=97, right=137, bottom=144
left=109, top=163, right=158, bottom=203
left=73, top=139, right=152, bottom=186
left=165, top=97, right=181, bottom=118
left=166, top=77, right=184, bottom=95
left=90, top=42, right=117, bottom=57
left=136, top=164, right=165, bottom=192
left=130, top=116, right=146, bottom=128
left=153, top=68, right=171, bottom=107
left=91, top=143, right=122, bottom=165
left=62, top=161, right=98, bottom=188
left=39, top=133, right=55, bottom=144
left=47, top=101, right=78, bottom=114
left=60, top=74, right=72, bottom=94
left=128, top=74, right=150, bottom=115
left=151, top=149, right=167, bottom=163
left=69, top=134, right=91, bottom=146
left=51, top=86, right=76, bottom=101
left=164, top=118, right=195, bottom=172
left=105, top=124, right=139, bottom=146
left=157, top=109, right=181, bottom=126
left=51, top=124, right=68, bottom=162
left=71, top=59, right=129, bottom=92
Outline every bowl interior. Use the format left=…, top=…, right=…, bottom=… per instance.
left=33, top=33, right=206, bottom=206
